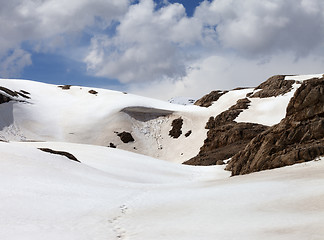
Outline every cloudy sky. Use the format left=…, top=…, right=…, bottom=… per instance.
left=1, top=0, right=324, bottom=99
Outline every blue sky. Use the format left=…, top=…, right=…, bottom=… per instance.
left=1, top=0, right=324, bottom=99
left=20, top=0, right=204, bottom=90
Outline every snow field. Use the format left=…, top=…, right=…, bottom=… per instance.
left=0, top=141, right=323, bottom=240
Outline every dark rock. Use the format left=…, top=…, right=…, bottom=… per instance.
left=185, top=130, right=192, bottom=137
left=194, top=90, right=228, bottom=107
left=249, top=75, right=295, bottom=98
left=216, top=160, right=224, bottom=165
left=226, top=77, right=324, bottom=176
left=89, top=90, right=98, bottom=95
left=0, top=86, right=18, bottom=97
left=58, top=85, right=72, bottom=90
left=117, top=131, right=135, bottom=143
left=0, top=93, right=12, bottom=104
left=205, top=98, right=250, bottom=129
left=16, top=92, right=30, bottom=99
left=169, top=118, right=183, bottom=138
left=38, top=148, right=80, bottom=163
left=186, top=96, right=267, bottom=166
left=109, top=143, right=117, bottom=148
left=185, top=123, right=268, bottom=166
left=20, top=90, right=30, bottom=95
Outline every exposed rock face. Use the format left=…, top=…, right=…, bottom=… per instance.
left=194, top=90, right=228, bottom=107
left=109, top=143, right=117, bottom=148
left=169, top=118, right=183, bottom=138
left=0, top=93, right=11, bottom=104
left=117, top=131, right=135, bottom=143
left=58, top=85, right=72, bottom=90
left=226, top=78, right=324, bottom=175
left=185, top=98, right=268, bottom=166
left=38, top=148, right=80, bottom=162
left=0, top=87, right=30, bottom=103
left=248, top=75, right=295, bottom=98
left=88, top=90, right=98, bottom=95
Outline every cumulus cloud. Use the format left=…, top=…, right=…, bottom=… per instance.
left=195, top=0, right=324, bottom=57
left=84, top=0, right=324, bottom=89
left=0, top=0, right=129, bottom=77
left=84, top=0, right=202, bottom=82
left=0, top=49, right=32, bottom=78
left=1, top=0, right=324, bottom=97
left=129, top=53, right=324, bottom=100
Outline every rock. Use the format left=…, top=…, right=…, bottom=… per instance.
left=38, top=148, right=80, bottom=162
left=226, top=77, right=324, bottom=176
left=185, top=97, right=267, bottom=166
left=0, top=86, right=18, bottom=97
left=184, top=122, right=268, bottom=166
left=194, top=90, right=228, bottom=107
left=185, top=130, right=192, bottom=137
left=169, top=118, right=183, bottom=138
left=0, top=93, right=11, bottom=104
left=58, top=85, right=72, bottom=90
left=249, top=75, right=295, bottom=98
left=109, top=143, right=117, bottom=148
left=117, top=131, right=135, bottom=143
left=88, top=90, right=98, bottom=94
left=205, top=98, right=250, bottom=129
left=216, top=160, right=224, bottom=165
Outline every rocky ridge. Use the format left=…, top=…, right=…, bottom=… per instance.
left=226, top=77, right=324, bottom=175
left=187, top=74, right=324, bottom=176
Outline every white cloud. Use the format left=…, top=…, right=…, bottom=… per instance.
left=1, top=0, right=324, bottom=98
left=195, top=0, right=324, bottom=57
left=0, top=49, right=32, bottom=78
left=84, top=0, right=202, bottom=83
left=129, top=53, right=324, bottom=100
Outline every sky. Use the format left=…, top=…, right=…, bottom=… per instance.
left=1, top=0, right=324, bottom=100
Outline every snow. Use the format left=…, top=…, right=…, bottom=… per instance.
left=235, top=85, right=298, bottom=126
left=1, top=78, right=324, bottom=239
left=0, top=79, right=254, bottom=163
left=285, top=74, right=323, bottom=81
left=235, top=84, right=299, bottom=126
left=0, top=141, right=323, bottom=240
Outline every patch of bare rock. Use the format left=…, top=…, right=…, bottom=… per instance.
left=248, top=75, right=295, bottom=98
left=117, top=131, right=135, bottom=143
left=169, top=118, right=183, bottom=138
left=0, top=87, right=31, bottom=103
left=58, top=85, right=72, bottom=90
left=226, top=77, right=324, bottom=175
left=38, top=148, right=80, bottom=163
left=194, top=90, right=228, bottom=107
left=185, top=98, right=269, bottom=166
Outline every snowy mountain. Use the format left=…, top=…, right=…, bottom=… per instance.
left=0, top=74, right=323, bottom=239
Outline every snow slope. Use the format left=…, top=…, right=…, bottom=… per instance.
left=0, top=79, right=251, bottom=163
left=0, top=74, right=324, bottom=239
left=0, top=141, right=323, bottom=240
left=0, top=74, right=322, bottom=162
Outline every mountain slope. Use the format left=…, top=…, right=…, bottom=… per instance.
left=0, top=141, right=323, bottom=240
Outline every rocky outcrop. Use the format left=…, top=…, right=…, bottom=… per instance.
left=89, top=90, right=98, bottom=95
left=0, top=87, right=30, bottom=103
left=248, top=75, right=295, bottom=98
left=194, top=90, right=228, bottom=107
left=58, top=85, right=72, bottom=90
left=185, top=98, right=268, bottom=166
left=38, top=148, right=80, bottom=162
left=169, top=118, right=183, bottom=138
left=0, top=93, right=11, bottom=104
left=184, top=122, right=268, bottom=166
left=117, top=131, right=135, bottom=143
left=226, top=77, right=324, bottom=175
